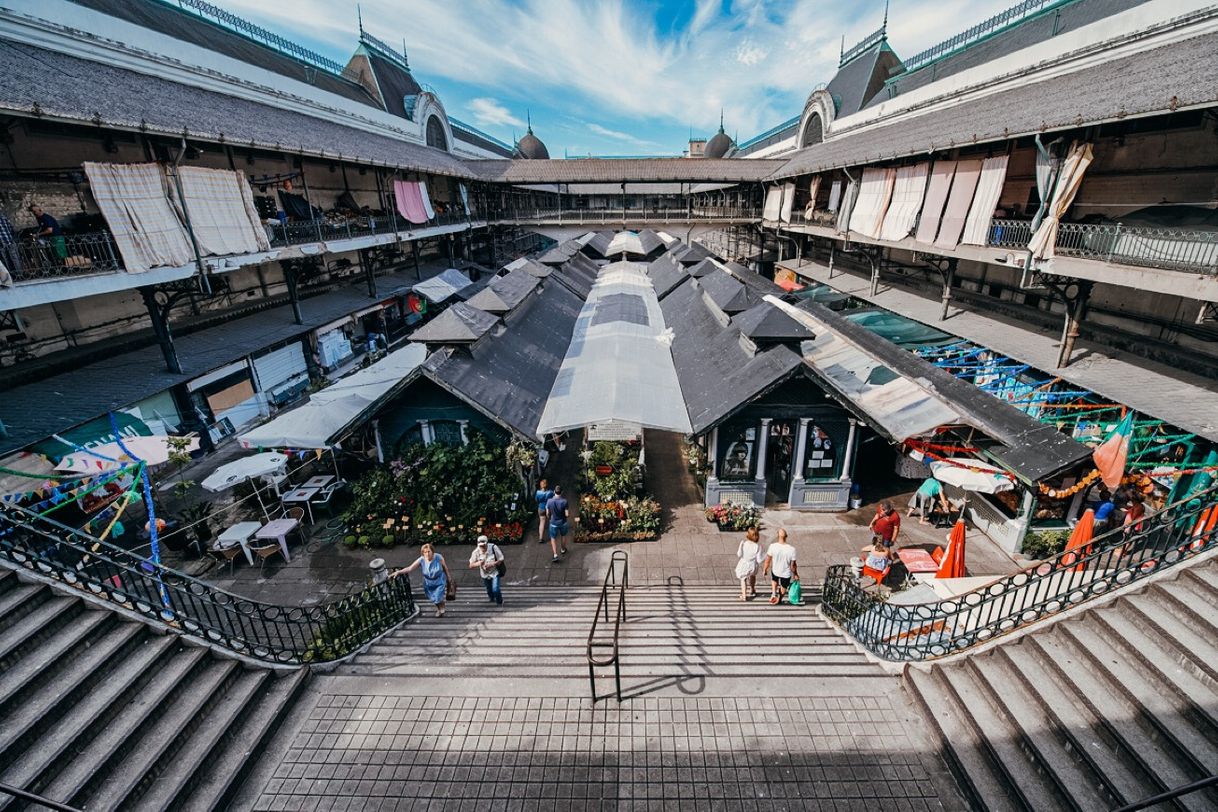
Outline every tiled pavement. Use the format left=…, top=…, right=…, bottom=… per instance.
left=245, top=683, right=964, bottom=811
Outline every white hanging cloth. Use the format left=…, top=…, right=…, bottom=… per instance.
left=914, top=161, right=957, bottom=244
left=934, top=159, right=982, bottom=249
left=961, top=155, right=1010, bottom=246
left=848, top=167, right=896, bottom=240
left=779, top=182, right=796, bottom=224
left=762, top=186, right=782, bottom=222
left=878, top=163, right=930, bottom=242
left=1029, top=142, right=1094, bottom=260
left=83, top=161, right=194, bottom=274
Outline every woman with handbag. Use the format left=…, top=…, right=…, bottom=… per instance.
left=393, top=543, right=452, bottom=617
left=734, top=527, right=764, bottom=601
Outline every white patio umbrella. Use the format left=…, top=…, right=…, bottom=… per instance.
left=55, top=436, right=200, bottom=473
left=929, top=457, right=1015, bottom=494
left=201, top=451, right=288, bottom=520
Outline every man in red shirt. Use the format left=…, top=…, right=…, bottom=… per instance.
left=869, top=501, right=901, bottom=548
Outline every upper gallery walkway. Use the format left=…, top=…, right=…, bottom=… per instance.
left=781, top=257, right=1218, bottom=443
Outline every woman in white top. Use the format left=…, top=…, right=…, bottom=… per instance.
left=734, top=527, right=764, bottom=601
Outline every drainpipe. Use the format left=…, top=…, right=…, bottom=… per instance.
left=298, top=158, right=323, bottom=243
left=169, top=138, right=211, bottom=294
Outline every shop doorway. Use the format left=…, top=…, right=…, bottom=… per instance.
left=766, top=420, right=796, bottom=503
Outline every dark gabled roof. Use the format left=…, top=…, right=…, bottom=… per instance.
left=0, top=42, right=474, bottom=178
left=646, top=254, right=689, bottom=300
left=733, top=302, right=814, bottom=342
left=672, top=242, right=713, bottom=264
left=364, top=49, right=424, bottom=120
left=773, top=30, right=1218, bottom=179
left=67, top=0, right=378, bottom=110
left=697, top=271, right=752, bottom=314
left=423, top=281, right=583, bottom=438
left=409, top=302, right=499, bottom=343
left=582, top=231, right=616, bottom=258
left=463, top=157, right=785, bottom=184
left=551, top=256, right=597, bottom=299
left=537, top=240, right=583, bottom=265
left=687, top=258, right=718, bottom=278
left=512, top=258, right=553, bottom=277
left=720, top=260, right=786, bottom=298
left=791, top=299, right=1092, bottom=482
left=636, top=229, right=666, bottom=256
left=826, top=40, right=902, bottom=117
left=463, top=269, right=541, bottom=314
left=662, top=280, right=805, bottom=434
left=869, top=0, right=1152, bottom=109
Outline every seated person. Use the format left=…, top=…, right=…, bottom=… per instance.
left=851, top=542, right=892, bottom=579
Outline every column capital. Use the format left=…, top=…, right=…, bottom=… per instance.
left=798, top=416, right=811, bottom=426
left=759, top=417, right=773, bottom=425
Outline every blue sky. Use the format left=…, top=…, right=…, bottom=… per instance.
left=220, top=0, right=1017, bottom=156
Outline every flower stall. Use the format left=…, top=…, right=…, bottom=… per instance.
left=575, top=425, right=660, bottom=542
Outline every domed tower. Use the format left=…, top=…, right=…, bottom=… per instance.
left=704, top=111, right=735, bottom=159
left=514, top=112, right=550, bottom=159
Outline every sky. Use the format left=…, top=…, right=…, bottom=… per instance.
left=218, top=0, right=1021, bottom=156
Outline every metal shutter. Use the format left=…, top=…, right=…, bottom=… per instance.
left=252, top=343, right=307, bottom=393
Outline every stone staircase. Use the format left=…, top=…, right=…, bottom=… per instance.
left=0, top=566, right=308, bottom=812
left=341, top=583, right=884, bottom=680
left=906, top=556, right=1218, bottom=812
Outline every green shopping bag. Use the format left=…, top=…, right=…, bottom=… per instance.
left=787, top=579, right=802, bottom=605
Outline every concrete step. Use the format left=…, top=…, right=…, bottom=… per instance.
left=998, top=642, right=1159, bottom=808
left=1057, top=619, right=1218, bottom=780
left=937, top=659, right=1075, bottom=811
left=1029, top=628, right=1212, bottom=812
left=1176, top=567, right=1218, bottom=612
left=130, top=666, right=271, bottom=812
left=1122, top=590, right=1218, bottom=687
left=904, top=667, right=1021, bottom=812
left=32, top=646, right=210, bottom=808
left=0, top=594, right=79, bottom=667
left=0, top=606, right=113, bottom=720
left=0, top=617, right=147, bottom=771
left=340, top=661, right=886, bottom=678
left=173, top=668, right=310, bottom=812
left=76, top=657, right=241, bottom=811
left=968, top=649, right=1114, bottom=811
left=0, top=580, right=49, bottom=633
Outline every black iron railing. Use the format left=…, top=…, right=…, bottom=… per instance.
left=899, top=0, right=1065, bottom=74
left=587, top=550, right=629, bottom=702
left=822, top=488, right=1218, bottom=661
left=5, top=232, right=123, bottom=282
left=988, top=218, right=1218, bottom=275
left=0, top=503, right=417, bottom=665
left=492, top=206, right=761, bottom=225
left=266, top=212, right=472, bottom=248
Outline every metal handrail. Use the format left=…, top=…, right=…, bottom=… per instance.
left=587, top=550, right=629, bottom=702
left=0, top=502, right=418, bottom=665
left=6, top=232, right=123, bottom=282
left=821, top=486, right=1218, bottom=661
left=1112, top=774, right=1218, bottom=812
left=988, top=218, right=1218, bottom=275
left=898, top=0, right=1065, bottom=74
left=266, top=212, right=471, bottom=248
left=0, top=782, right=82, bottom=812
left=490, top=207, right=761, bottom=225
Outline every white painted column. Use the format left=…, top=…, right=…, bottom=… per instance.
left=419, top=419, right=432, bottom=446
left=707, top=427, right=719, bottom=483
left=841, top=419, right=859, bottom=481
left=755, top=418, right=772, bottom=482
left=458, top=419, right=469, bottom=445
left=792, top=418, right=811, bottom=482
left=372, top=419, right=384, bottom=464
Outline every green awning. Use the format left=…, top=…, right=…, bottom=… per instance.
left=30, top=412, right=153, bottom=462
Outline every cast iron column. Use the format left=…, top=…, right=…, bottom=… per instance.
left=139, top=286, right=182, bottom=374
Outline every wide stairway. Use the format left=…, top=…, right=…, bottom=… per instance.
left=341, top=583, right=882, bottom=680
left=907, top=556, right=1218, bottom=811
left=0, top=567, right=307, bottom=812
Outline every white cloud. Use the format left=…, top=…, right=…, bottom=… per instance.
left=218, top=0, right=1025, bottom=144
left=586, top=123, right=659, bottom=149
left=467, top=97, right=524, bottom=128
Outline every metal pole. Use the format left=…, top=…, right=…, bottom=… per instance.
left=940, top=258, right=956, bottom=321
left=169, top=138, right=211, bottom=294
left=298, top=159, right=323, bottom=243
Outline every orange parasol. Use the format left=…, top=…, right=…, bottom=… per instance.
left=1062, top=509, right=1095, bottom=573
left=936, top=519, right=967, bottom=579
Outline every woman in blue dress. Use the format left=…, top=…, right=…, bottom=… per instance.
left=393, top=543, right=452, bottom=617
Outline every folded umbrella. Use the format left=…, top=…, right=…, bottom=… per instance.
left=936, top=519, right=967, bottom=579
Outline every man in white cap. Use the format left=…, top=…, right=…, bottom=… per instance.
left=469, top=534, right=505, bottom=605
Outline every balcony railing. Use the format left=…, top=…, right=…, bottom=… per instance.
left=989, top=219, right=1218, bottom=275
left=5, top=232, right=123, bottom=282
left=265, top=212, right=472, bottom=248
left=0, top=502, right=418, bottom=664
left=490, top=206, right=762, bottom=225
left=821, top=486, right=1217, bottom=661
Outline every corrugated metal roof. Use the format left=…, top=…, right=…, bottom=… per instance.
left=409, top=302, right=499, bottom=343
left=464, top=158, right=785, bottom=184
left=770, top=296, right=1092, bottom=482
left=773, top=29, right=1218, bottom=179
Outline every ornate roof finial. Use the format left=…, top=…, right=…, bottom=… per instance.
left=882, top=0, right=889, bottom=33
left=357, top=4, right=363, bottom=34
left=402, top=39, right=410, bottom=69
left=718, top=108, right=725, bottom=134
left=527, top=109, right=533, bottom=135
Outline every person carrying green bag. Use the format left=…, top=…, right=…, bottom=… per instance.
left=763, top=528, right=799, bottom=605
left=786, top=577, right=802, bottom=606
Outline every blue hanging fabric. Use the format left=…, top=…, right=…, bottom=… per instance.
left=107, top=412, right=171, bottom=610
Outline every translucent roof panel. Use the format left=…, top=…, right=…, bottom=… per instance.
left=411, top=268, right=473, bottom=303
left=537, top=261, right=692, bottom=436
left=766, top=296, right=961, bottom=442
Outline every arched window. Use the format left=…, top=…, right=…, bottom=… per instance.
left=425, top=116, right=448, bottom=151
left=800, top=113, right=823, bottom=148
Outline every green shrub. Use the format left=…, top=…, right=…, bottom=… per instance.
left=1022, top=529, right=1070, bottom=561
